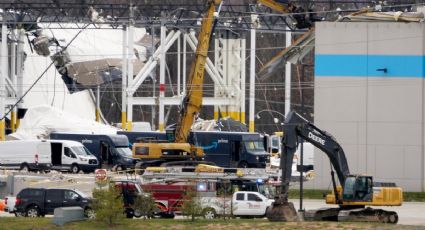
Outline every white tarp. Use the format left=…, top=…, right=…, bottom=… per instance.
left=9, top=105, right=118, bottom=140
left=21, top=24, right=146, bottom=121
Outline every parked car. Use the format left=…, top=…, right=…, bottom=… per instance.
left=14, top=188, right=93, bottom=218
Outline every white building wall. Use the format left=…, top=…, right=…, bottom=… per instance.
left=310, top=22, right=425, bottom=192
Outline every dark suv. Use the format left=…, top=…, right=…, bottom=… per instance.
left=14, top=188, right=92, bottom=217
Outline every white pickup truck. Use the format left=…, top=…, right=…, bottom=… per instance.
left=199, top=191, right=274, bottom=219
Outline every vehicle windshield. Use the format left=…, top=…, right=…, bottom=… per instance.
left=71, top=146, right=92, bottom=156
left=258, top=184, right=276, bottom=199
left=271, top=137, right=280, bottom=148
left=244, top=141, right=265, bottom=152
left=75, top=189, right=89, bottom=198
left=343, top=177, right=356, bottom=200
left=116, top=147, right=133, bottom=157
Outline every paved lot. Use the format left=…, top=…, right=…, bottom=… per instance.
left=290, top=199, right=425, bottom=226
left=2, top=200, right=424, bottom=226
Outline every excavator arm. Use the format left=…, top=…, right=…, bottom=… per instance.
left=174, top=0, right=222, bottom=143
left=280, top=111, right=350, bottom=197
left=257, top=0, right=316, bottom=29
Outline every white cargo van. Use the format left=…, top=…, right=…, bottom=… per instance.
left=0, top=140, right=98, bottom=173
left=0, top=140, right=52, bottom=172
left=49, top=140, right=98, bottom=173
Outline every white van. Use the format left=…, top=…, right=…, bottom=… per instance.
left=0, top=140, right=52, bottom=172
left=48, top=140, right=98, bottom=173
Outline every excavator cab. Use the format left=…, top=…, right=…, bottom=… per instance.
left=342, top=175, right=373, bottom=202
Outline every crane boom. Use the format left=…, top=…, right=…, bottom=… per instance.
left=175, top=0, right=222, bottom=143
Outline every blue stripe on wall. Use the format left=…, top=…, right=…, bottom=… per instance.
left=315, top=54, right=425, bottom=78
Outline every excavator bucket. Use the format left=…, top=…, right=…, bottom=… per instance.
left=266, top=201, right=299, bottom=222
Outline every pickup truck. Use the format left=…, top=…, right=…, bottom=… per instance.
left=199, top=191, right=274, bottom=219
left=14, top=188, right=92, bottom=217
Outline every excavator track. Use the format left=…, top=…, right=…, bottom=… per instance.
left=304, top=207, right=398, bottom=224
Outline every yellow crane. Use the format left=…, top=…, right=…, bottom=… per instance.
left=133, top=0, right=222, bottom=170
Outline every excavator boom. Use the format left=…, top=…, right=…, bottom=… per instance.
left=175, top=0, right=222, bottom=143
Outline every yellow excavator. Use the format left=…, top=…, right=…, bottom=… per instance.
left=267, top=111, right=402, bottom=223
left=133, top=0, right=222, bottom=170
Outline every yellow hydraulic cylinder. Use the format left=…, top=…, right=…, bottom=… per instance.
left=11, top=111, right=16, bottom=132
left=0, top=119, right=5, bottom=141
left=121, top=112, right=127, bottom=130
left=95, top=108, right=100, bottom=122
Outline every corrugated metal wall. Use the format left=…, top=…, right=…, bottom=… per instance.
left=309, top=22, right=425, bottom=192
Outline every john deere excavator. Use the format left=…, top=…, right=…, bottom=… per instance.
left=133, top=0, right=222, bottom=170
left=266, top=111, right=402, bottom=223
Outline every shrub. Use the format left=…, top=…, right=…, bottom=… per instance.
left=180, top=187, right=203, bottom=221
left=133, top=192, right=157, bottom=219
left=92, top=184, right=125, bottom=226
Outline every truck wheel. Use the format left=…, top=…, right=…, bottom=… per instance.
left=134, top=209, right=143, bottom=218
left=26, top=206, right=40, bottom=218
left=126, top=210, right=134, bottom=219
left=71, top=164, right=80, bottom=174
left=20, top=164, right=30, bottom=172
left=202, top=208, right=216, bottom=219
left=238, top=161, right=249, bottom=168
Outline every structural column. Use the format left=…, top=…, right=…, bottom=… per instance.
left=158, top=19, right=166, bottom=131
left=0, top=15, right=7, bottom=140
left=126, top=6, right=135, bottom=131
left=16, top=29, right=24, bottom=129
left=284, top=26, right=292, bottom=116
left=240, top=37, right=246, bottom=124
left=249, top=15, right=257, bottom=132
left=121, top=25, right=128, bottom=129
left=10, top=29, right=16, bottom=132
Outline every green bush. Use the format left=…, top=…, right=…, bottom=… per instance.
left=180, top=188, right=203, bottom=221
left=92, top=184, right=125, bottom=226
left=133, top=192, right=157, bottom=218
